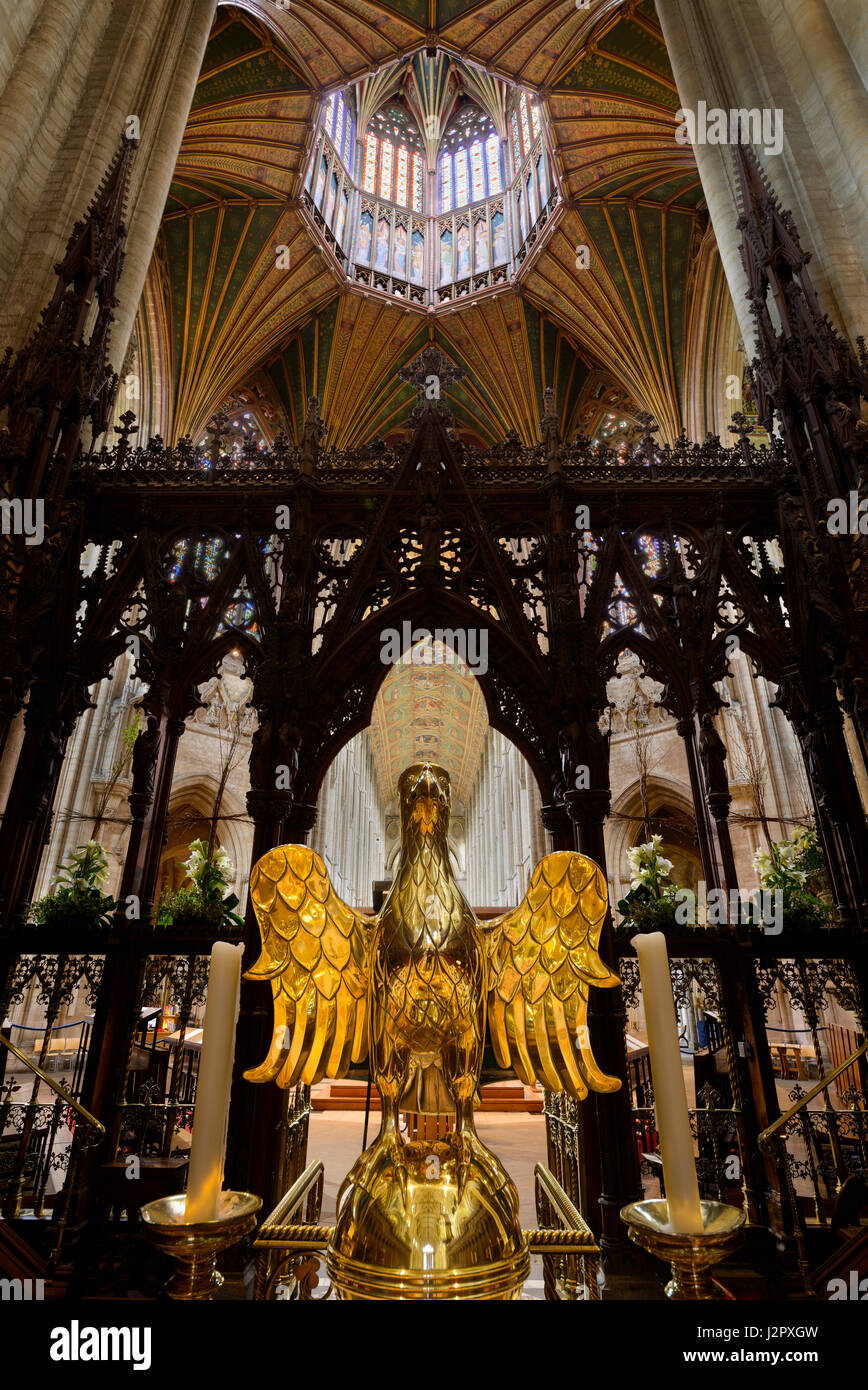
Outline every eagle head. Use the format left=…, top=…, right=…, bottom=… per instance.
left=398, top=762, right=451, bottom=837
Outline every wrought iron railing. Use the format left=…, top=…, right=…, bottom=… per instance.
left=543, top=1089, right=584, bottom=1212
left=0, top=1032, right=104, bottom=1266
left=531, top=1163, right=602, bottom=1301
left=253, top=1160, right=328, bottom=1301
left=759, top=1040, right=868, bottom=1291
left=633, top=1088, right=744, bottom=1208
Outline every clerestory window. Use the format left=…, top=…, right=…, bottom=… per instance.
left=438, top=105, right=503, bottom=213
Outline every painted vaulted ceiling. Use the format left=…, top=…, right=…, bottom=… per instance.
left=140, top=0, right=732, bottom=446
left=369, top=638, right=489, bottom=806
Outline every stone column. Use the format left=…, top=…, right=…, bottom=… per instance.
left=655, top=0, right=867, bottom=343
left=0, top=0, right=217, bottom=374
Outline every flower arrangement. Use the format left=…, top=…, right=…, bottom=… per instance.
left=617, top=834, right=681, bottom=931
left=155, top=839, right=243, bottom=931
left=31, top=841, right=117, bottom=929
left=752, top=827, right=831, bottom=928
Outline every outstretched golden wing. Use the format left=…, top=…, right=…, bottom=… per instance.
left=243, top=845, right=372, bottom=1088
left=486, top=852, right=621, bottom=1099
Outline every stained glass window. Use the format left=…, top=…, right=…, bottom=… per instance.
left=530, top=99, right=541, bottom=141
left=439, top=106, right=501, bottom=211
left=510, top=111, right=520, bottom=168
left=537, top=153, right=547, bottom=206
left=470, top=141, right=484, bottom=202
left=379, top=139, right=393, bottom=201
left=412, top=153, right=424, bottom=212
left=396, top=146, right=409, bottom=208
left=325, top=94, right=336, bottom=136
left=486, top=134, right=501, bottom=194
left=519, top=96, right=531, bottom=155
left=363, top=133, right=377, bottom=192
left=168, top=536, right=226, bottom=584
left=342, top=113, right=354, bottom=168
left=454, top=148, right=468, bottom=207
left=336, top=94, right=345, bottom=146
left=637, top=535, right=662, bottom=578
left=439, top=152, right=452, bottom=212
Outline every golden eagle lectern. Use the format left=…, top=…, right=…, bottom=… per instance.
left=245, top=762, right=620, bottom=1299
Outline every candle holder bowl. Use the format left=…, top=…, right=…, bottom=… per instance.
left=620, top=1198, right=745, bottom=1300
left=140, top=1190, right=262, bottom=1300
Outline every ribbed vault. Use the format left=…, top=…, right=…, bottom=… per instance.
left=140, top=0, right=737, bottom=446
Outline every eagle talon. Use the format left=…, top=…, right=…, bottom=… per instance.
left=456, top=1162, right=470, bottom=1201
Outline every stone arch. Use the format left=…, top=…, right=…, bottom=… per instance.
left=306, top=586, right=555, bottom=807
left=606, top=775, right=702, bottom=907
left=158, top=774, right=251, bottom=908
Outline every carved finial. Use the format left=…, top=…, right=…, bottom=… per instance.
left=302, top=394, right=326, bottom=474
left=541, top=386, right=561, bottom=473
left=398, top=343, right=465, bottom=426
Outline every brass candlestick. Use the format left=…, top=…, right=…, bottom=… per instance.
left=140, top=1190, right=261, bottom=1300
left=620, top=1199, right=745, bottom=1300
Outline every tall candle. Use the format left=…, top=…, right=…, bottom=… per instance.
left=185, top=941, right=243, bottom=1223
left=634, top=931, right=703, bottom=1233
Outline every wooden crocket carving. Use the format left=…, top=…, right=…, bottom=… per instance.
left=244, top=762, right=620, bottom=1297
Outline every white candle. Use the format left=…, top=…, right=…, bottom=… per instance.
left=185, top=941, right=243, bottom=1223
left=634, top=932, right=704, bottom=1233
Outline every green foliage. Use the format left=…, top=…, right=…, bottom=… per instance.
left=155, top=838, right=243, bottom=930
left=617, top=833, right=680, bottom=930
left=753, top=827, right=831, bottom=927
left=32, top=841, right=116, bottom=929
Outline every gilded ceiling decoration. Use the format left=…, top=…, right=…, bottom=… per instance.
left=142, top=0, right=730, bottom=444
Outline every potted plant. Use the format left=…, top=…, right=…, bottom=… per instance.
left=155, top=839, right=243, bottom=933
left=752, top=827, right=832, bottom=930
left=617, top=834, right=681, bottom=931
left=31, top=840, right=117, bottom=930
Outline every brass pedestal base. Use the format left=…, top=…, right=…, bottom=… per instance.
left=140, top=1190, right=261, bottom=1300
left=327, top=1246, right=529, bottom=1300
left=620, top=1198, right=745, bottom=1300
left=327, top=1132, right=528, bottom=1301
